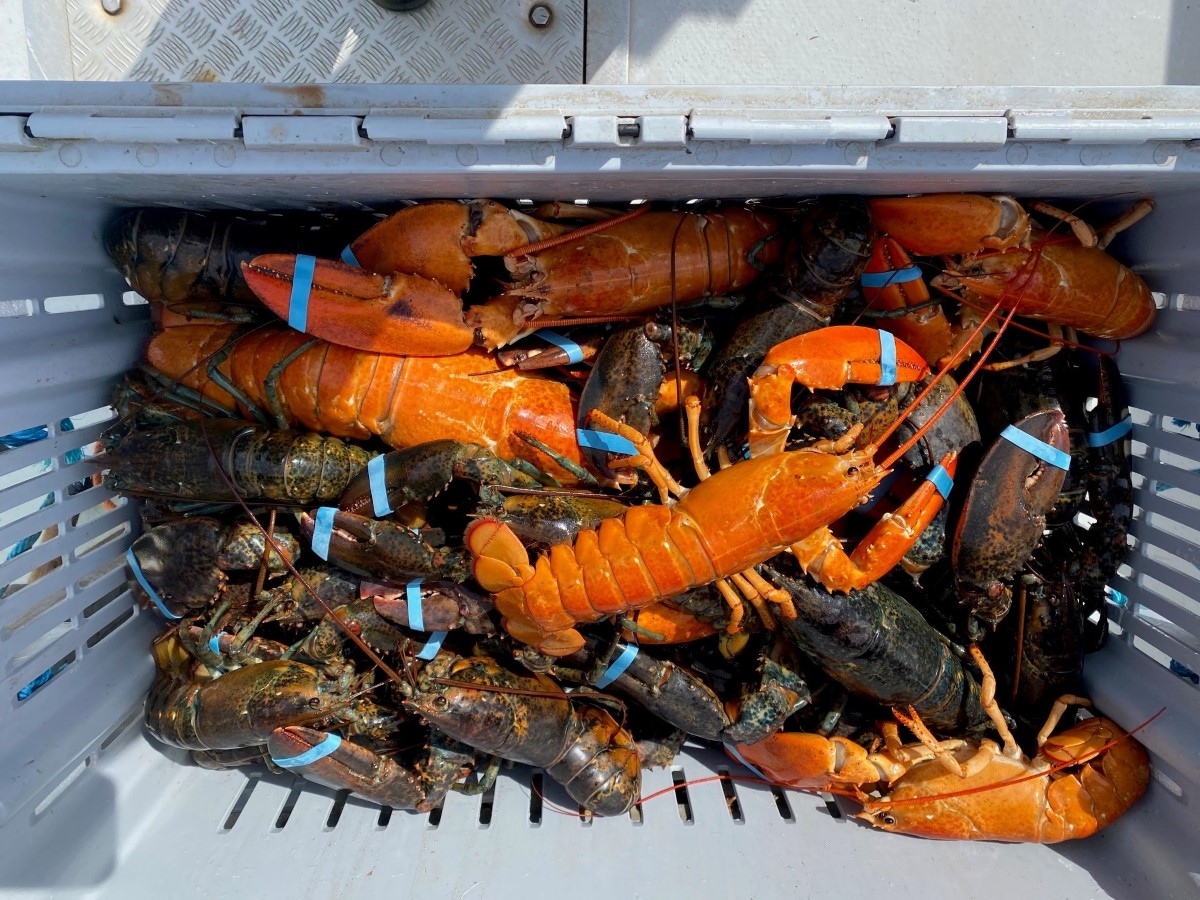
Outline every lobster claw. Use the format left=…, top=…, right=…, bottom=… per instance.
left=299, top=509, right=470, bottom=584
left=868, top=194, right=1030, bottom=256
left=242, top=254, right=475, bottom=356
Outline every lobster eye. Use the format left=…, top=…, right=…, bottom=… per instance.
left=883, top=815, right=896, bottom=826
left=846, top=466, right=860, bottom=477
left=434, top=695, right=449, bottom=708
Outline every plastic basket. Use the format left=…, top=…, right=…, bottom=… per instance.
left=0, top=84, right=1197, bottom=900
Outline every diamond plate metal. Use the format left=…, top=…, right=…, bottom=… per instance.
left=64, top=0, right=582, bottom=83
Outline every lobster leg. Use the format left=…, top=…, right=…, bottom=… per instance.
left=789, top=453, right=958, bottom=592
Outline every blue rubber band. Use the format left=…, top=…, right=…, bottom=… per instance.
left=724, top=743, right=770, bottom=781
left=208, top=634, right=223, bottom=655
left=367, top=454, right=393, bottom=518
left=1086, top=418, right=1133, bottom=448
left=17, top=667, right=57, bottom=701
left=287, top=254, right=316, bottom=332
left=1000, top=424, right=1072, bottom=471
left=340, top=245, right=360, bottom=268
left=416, top=631, right=447, bottom=661
left=310, top=506, right=337, bottom=561
left=860, top=267, right=923, bottom=288
left=576, top=428, right=639, bottom=457
left=272, top=732, right=343, bottom=768
left=877, top=329, right=897, bottom=386
left=926, top=464, right=954, bottom=500
left=406, top=578, right=425, bottom=632
left=126, top=546, right=181, bottom=621
left=535, top=329, right=585, bottom=364
left=594, top=643, right=639, bottom=688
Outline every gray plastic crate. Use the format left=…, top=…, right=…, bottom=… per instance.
left=0, top=84, right=1198, bottom=900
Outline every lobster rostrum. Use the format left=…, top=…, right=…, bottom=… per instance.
left=868, top=193, right=1157, bottom=342
left=728, top=647, right=1152, bottom=843
left=241, top=200, right=781, bottom=355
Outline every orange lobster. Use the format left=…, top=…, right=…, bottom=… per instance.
left=145, top=322, right=591, bottom=486
left=467, top=325, right=956, bottom=656
left=867, top=193, right=1157, bottom=342
left=241, top=200, right=780, bottom=355
left=728, top=648, right=1151, bottom=843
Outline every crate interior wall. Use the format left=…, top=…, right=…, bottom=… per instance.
left=0, top=85, right=1198, bottom=900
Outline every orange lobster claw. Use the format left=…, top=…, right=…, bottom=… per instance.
left=242, top=254, right=475, bottom=356
left=869, top=194, right=1030, bottom=256
left=861, top=237, right=955, bottom=367
left=347, top=199, right=568, bottom=294
left=727, top=732, right=884, bottom=789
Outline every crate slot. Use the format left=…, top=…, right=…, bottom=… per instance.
left=98, top=705, right=144, bottom=754
left=272, top=783, right=304, bottom=831
left=670, top=769, right=694, bottom=824
left=717, top=771, right=744, bottom=823
left=426, top=800, right=443, bottom=829
left=13, top=649, right=74, bottom=704
left=375, top=805, right=392, bottom=830
left=31, top=757, right=88, bottom=819
left=324, top=790, right=349, bottom=830
left=477, top=781, right=495, bottom=828
left=84, top=605, right=134, bottom=651
left=220, top=777, right=261, bottom=833
left=528, top=772, right=542, bottom=825
left=43, top=294, right=105, bottom=315
left=769, top=786, right=794, bottom=822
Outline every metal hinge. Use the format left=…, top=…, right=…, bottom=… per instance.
left=24, top=110, right=239, bottom=142
left=241, top=116, right=367, bottom=150
left=363, top=113, right=568, bottom=145
left=687, top=113, right=892, bottom=144
left=889, top=116, right=1008, bottom=147
left=1008, top=111, right=1200, bottom=143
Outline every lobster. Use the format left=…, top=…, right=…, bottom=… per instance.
left=144, top=323, right=593, bottom=486
left=127, top=517, right=301, bottom=619
left=519, top=634, right=810, bottom=745
left=868, top=193, right=1157, bottom=342
left=400, top=651, right=642, bottom=817
left=467, top=326, right=959, bottom=656
left=99, top=420, right=374, bottom=506
left=728, top=647, right=1152, bottom=842
left=240, top=200, right=781, bottom=355
left=104, top=207, right=374, bottom=315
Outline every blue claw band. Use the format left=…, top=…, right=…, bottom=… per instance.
left=126, top=546, right=180, bottom=621
left=208, top=634, right=223, bottom=655
left=576, top=428, right=639, bottom=456
left=926, top=464, right=954, bottom=500
left=877, top=329, right=897, bottom=386
left=287, top=254, right=317, bottom=332
left=1000, top=424, right=1072, bottom=471
left=272, top=732, right=342, bottom=768
left=724, top=743, right=770, bottom=781
left=340, top=245, right=360, bottom=268
left=595, top=643, right=639, bottom=688
left=1087, top=418, right=1133, bottom=448
left=406, top=578, right=425, bottom=632
left=311, top=506, right=337, bottom=561
left=536, top=329, right=585, bottom=364
left=860, top=267, right=923, bottom=288
left=416, top=631, right=447, bottom=661
left=367, top=454, right=393, bottom=517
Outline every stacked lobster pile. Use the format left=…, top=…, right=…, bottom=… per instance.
left=99, top=194, right=1154, bottom=840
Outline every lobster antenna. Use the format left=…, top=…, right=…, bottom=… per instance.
left=504, top=204, right=650, bottom=258
left=198, top=422, right=416, bottom=693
